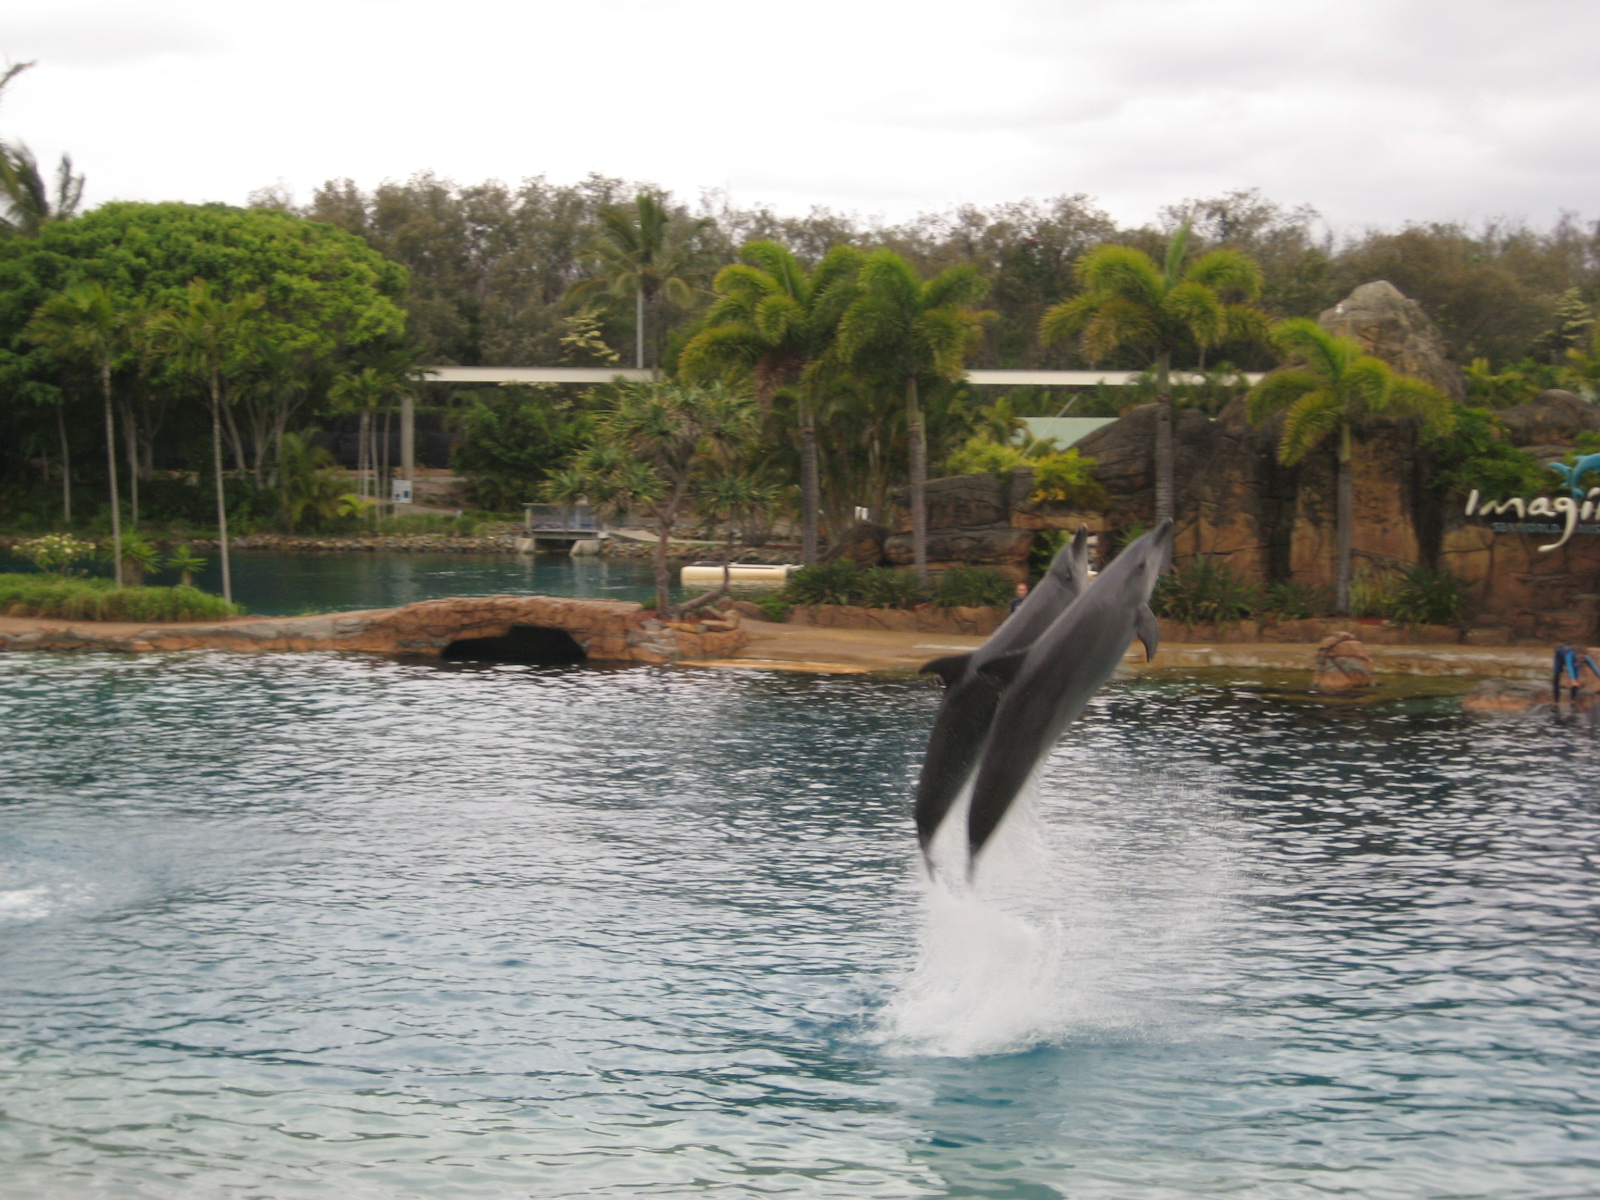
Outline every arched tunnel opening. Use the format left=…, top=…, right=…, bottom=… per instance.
left=441, top=624, right=588, bottom=665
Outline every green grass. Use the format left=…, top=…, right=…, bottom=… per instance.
left=0, top=574, right=242, bottom=622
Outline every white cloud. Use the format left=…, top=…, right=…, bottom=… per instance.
left=1, top=0, right=1597, bottom=233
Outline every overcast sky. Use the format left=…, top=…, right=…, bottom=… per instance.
left=5, top=0, right=1597, bottom=234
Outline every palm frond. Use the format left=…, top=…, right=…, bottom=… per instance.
left=1245, top=368, right=1321, bottom=424
left=1278, top=390, right=1342, bottom=465
left=1076, top=244, right=1164, bottom=309
left=1079, top=296, right=1160, bottom=361
left=1185, top=249, right=1263, bottom=300
left=1038, top=292, right=1099, bottom=345
left=1162, top=280, right=1226, bottom=348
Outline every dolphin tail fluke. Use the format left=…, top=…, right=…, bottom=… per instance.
left=1137, top=603, right=1160, bottom=661
left=920, top=653, right=973, bottom=687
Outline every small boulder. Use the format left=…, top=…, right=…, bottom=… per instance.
left=1313, top=631, right=1375, bottom=690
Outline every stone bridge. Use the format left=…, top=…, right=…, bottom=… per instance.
left=0, top=595, right=749, bottom=664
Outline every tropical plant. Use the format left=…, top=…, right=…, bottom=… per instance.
left=165, top=545, right=206, bottom=589
left=568, top=192, right=711, bottom=369
left=929, top=566, right=1014, bottom=609
left=1262, top=579, right=1329, bottom=621
left=116, top=530, right=162, bottom=586
left=782, top=562, right=867, bottom=607
left=680, top=240, right=864, bottom=564
left=1388, top=566, right=1468, bottom=627
left=547, top=380, right=756, bottom=614
left=1246, top=320, right=1455, bottom=614
left=276, top=431, right=348, bottom=532
left=1348, top=567, right=1402, bottom=620
left=450, top=386, right=590, bottom=510
left=25, top=281, right=127, bottom=582
left=1427, top=406, right=1547, bottom=502
left=0, top=63, right=84, bottom=239
left=855, top=567, right=929, bottom=609
left=1154, top=557, right=1261, bottom=629
left=834, top=250, right=991, bottom=584
left=1028, top=449, right=1109, bottom=508
left=1039, top=222, right=1266, bottom=523
left=146, top=279, right=265, bottom=604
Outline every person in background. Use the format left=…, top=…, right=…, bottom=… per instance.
left=1009, top=581, right=1029, bottom=615
left=1551, top=643, right=1600, bottom=702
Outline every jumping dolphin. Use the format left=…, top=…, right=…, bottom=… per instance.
left=913, top=527, right=1092, bottom=860
left=963, top=520, right=1173, bottom=863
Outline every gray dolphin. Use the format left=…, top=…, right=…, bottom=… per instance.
left=913, top=527, right=1092, bottom=860
left=963, top=520, right=1173, bottom=863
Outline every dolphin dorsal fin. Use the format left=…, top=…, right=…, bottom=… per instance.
left=977, top=650, right=1028, bottom=688
left=919, top=653, right=972, bottom=686
left=1137, top=604, right=1160, bottom=662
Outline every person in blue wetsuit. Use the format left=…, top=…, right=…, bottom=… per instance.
left=1552, top=643, right=1599, bottom=702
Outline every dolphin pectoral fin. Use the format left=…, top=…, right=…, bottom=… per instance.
left=976, top=650, right=1027, bottom=689
left=1137, top=604, right=1160, bottom=661
left=919, top=653, right=973, bottom=687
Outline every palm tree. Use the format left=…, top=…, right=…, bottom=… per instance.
left=1246, top=319, right=1454, bottom=614
left=833, top=251, right=990, bottom=584
left=0, top=62, right=84, bottom=238
left=1039, top=223, right=1265, bottom=524
left=25, top=282, right=126, bottom=583
left=148, top=280, right=264, bottom=604
left=568, top=193, right=711, bottom=370
left=679, top=240, right=863, bottom=564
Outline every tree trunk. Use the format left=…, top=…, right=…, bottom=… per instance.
left=102, top=363, right=123, bottom=586
left=652, top=516, right=672, bottom=615
left=1335, top=425, right=1353, bottom=616
left=906, top=374, right=928, bottom=585
left=636, top=288, right=646, bottom=371
left=800, top=399, right=820, bottom=566
left=211, top=374, right=232, bottom=605
left=57, top=403, right=72, bottom=526
left=1154, top=351, right=1174, bottom=525
left=121, top=398, right=140, bottom=528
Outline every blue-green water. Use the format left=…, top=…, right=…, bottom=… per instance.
left=0, top=551, right=674, bottom=615
left=2, top=656, right=1598, bottom=1198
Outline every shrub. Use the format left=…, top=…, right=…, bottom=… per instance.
left=118, top=531, right=163, bottom=585
left=754, top=594, right=792, bottom=622
left=856, top=567, right=928, bottom=609
left=1349, top=568, right=1402, bottom=619
left=13, top=533, right=98, bottom=575
left=1154, top=558, right=1261, bottom=629
left=0, top=574, right=241, bottom=621
left=1028, top=449, right=1109, bottom=509
left=1263, top=579, right=1330, bottom=621
left=945, top=437, right=1027, bottom=477
left=1388, top=566, right=1468, bottom=627
left=783, top=562, right=866, bottom=607
left=930, top=566, right=1013, bottom=609
left=1428, top=406, right=1548, bottom=502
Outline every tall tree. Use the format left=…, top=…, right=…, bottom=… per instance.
left=148, top=280, right=264, bottom=604
left=547, top=380, right=755, bottom=614
left=834, top=250, right=990, bottom=583
left=1039, top=223, right=1265, bottom=524
left=679, top=240, right=863, bottom=563
left=1246, top=319, right=1454, bottom=614
left=569, top=192, right=711, bottom=370
left=25, top=282, right=126, bottom=581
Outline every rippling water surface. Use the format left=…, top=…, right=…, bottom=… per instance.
left=2, top=654, right=1598, bottom=1198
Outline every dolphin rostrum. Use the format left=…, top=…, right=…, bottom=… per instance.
left=913, top=526, right=1092, bottom=860
left=963, top=520, right=1173, bottom=864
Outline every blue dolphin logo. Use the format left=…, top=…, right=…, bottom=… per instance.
left=1548, top=452, right=1600, bottom=497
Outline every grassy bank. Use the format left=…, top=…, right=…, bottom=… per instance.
left=0, top=574, right=242, bottom=622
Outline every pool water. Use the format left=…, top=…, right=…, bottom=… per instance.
left=1, top=656, right=1597, bottom=1198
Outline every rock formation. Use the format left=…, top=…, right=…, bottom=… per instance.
left=0, top=595, right=750, bottom=664
left=1318, top=280, right=1466, bottom=402
left=1313, top=632, right=1375, bottom=690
